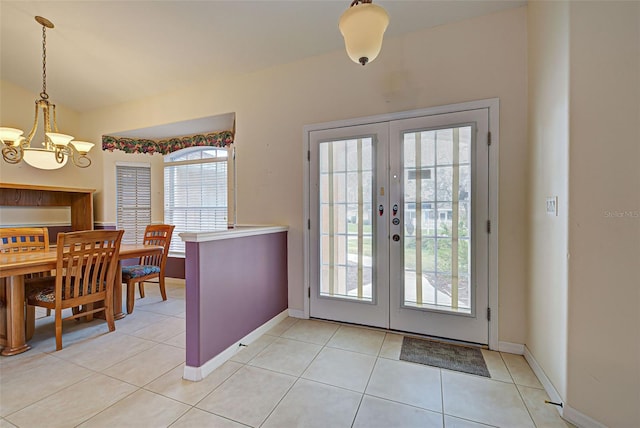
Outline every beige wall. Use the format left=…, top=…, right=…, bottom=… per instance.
left=2, top=7, right=529, bottom=345
left=567, top=1, right=640, bottom=426
left=78, top=6, right=529, bottom=344
left=527, top=0, right=569, bottom=399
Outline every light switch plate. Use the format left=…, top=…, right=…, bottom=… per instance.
left=546, top=196, right=558, bottom=216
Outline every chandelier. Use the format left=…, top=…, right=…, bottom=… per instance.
left=339, top=0, right=389, bottom=66
left=0, top=16, right=94, bottom=170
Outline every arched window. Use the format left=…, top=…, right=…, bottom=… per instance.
left=164, top=146, right=232, bottom=254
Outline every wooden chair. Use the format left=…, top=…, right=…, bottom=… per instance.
left=26, top=230, right=124, bottom=351
left=0, top=227, right=51, bottom=340
left=122, top=224, right=174, bottom=314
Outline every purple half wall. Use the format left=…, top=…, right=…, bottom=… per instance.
left=185, top=231, right=288, bottom=368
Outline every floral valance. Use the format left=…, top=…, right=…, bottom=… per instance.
left=102, top=130, right=234, bottom=155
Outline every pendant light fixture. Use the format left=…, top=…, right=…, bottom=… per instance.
left=338, top=0, right=389, bottom=66
left=0, top=16, right=94, bottom=170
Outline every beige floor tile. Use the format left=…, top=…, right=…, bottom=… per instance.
left=145, top=361, right=242, bottom=405
left=0, top=354, right=93, bottom=417
left=248, top=337, right=321, bottom=376
left=518, top=385, right=575, bottom=427
left=164, top=332, right=186, bottom=349
left=265, top=316, right=299, bottom=336
left=442, top=370, right=534, bottom=427
left=113, top=310, right=171, bottom=335
left=326, top=325, right=385, bottom=356
left=501, top=353, right=544, bottom=389
left=5, top=373, right=137, bottom=428
left=379, top=333, right=403, bottom=360
left=0, top=418, right=17, bottom=428
left=302, top=347, right=376, bottom=392
left=171, top=408, right=247, bottom=428
left=52, top=332, right=156, bottom=371
left=354, top=395, right=444, bottom=428
left=78, top=389, right=189, bottom=427
left=28, top=318, right=114, bottom=354
left=261, top=378, right=362, bottom=428
left=444, top=415, right=494, bottom=427
left=366, top=358, right=442, bottom=413
left=128, top=316, right=186, bottom=342
left=101, top=343, right=185, bottom=387
left=230, top=333, right=277, bottom=364
left=197, top=365, right=296, bottom=427
left=280, top=319, right=339, bottom=345
left=481, top=349, right=513, bottom=383
left=137, top=299, right=186, bottom=317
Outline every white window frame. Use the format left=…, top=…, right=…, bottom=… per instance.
left=164, top=146, right=233, bottom=256
left=116, top=162, right=152, bottom=245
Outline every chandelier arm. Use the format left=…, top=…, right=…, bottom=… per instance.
left=52, top=104, right=59, bottom=133
left=1, top=145, right=24, bottom=164
left=69, top=146, right=91, bottom=168
left=24, top=102, right=40, bottom=145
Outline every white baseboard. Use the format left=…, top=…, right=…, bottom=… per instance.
left=288, top=308, right=306, bottom=319
left=563, top=405, right=607, bottom=428
left=523, top=346, right=564, bottom=416
left=183, top=309, right=289, bottom=382
left=524, top=346, right=606, bottom=428
left=498, top=341, right=525, bottom=354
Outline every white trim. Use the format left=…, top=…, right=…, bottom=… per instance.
left=179, top=225, right=287, bottom=243
left=0, top=221, right=70, bottom=227
left=524, top=346, right=564, bottom=416
left=498, top=341, right=525, bottom=354
left=183, top=309, right=289, bottom=382
left=288, top=308, right=307, bottom=319
left=303, top=98, right=500, bottom=347
left=115, top=161, right=150, bottom=168
left=563, top=405, right=607, bottom=428
left=487, top=98, right=500, bottom=351
left=303, top=127, right=311, bottom=319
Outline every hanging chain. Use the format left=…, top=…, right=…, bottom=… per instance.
left=41, top=24, right=48, bottom=100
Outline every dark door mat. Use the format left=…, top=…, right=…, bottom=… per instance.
left=400, top=336, right=490, bottom=377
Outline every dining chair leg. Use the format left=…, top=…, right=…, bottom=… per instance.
left=105, top=293, right=115, bottom=332
left=159, top=277, right=167, bottom=301
left=25, top=305, right=36, bottom=341
left=138, top=282, right=145, bottom=298
left=126, top=280, right=136, bottom=314
left=55, top=309, right=63, bottom=351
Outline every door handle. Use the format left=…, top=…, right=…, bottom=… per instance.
left=392, top=234, right=400, bottom=242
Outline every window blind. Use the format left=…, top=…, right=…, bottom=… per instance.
left=116, top=164, right=151, bottom=245
left=164, top=158, right=228, bottom=255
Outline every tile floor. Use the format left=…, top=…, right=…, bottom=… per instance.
left=0, top=279, right=573, bottom=428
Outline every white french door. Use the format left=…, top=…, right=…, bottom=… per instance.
left=308, top=106, right=492, bottom=345
left=309, top=123, right=390, bottom=328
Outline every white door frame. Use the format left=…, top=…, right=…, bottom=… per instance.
left=303, top=98, right=500, bottom=350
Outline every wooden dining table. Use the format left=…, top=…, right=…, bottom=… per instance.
left=0, top=243, right=163, bottom=356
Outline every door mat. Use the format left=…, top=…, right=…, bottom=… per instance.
left=400, top=336, right=490, bottom=377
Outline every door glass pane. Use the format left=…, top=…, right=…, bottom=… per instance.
left=403, top=126, right=472, bottom=313
left=319, top=137, right=374, bottom=302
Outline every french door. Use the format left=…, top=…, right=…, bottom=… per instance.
left=309, top=108, right=491, bottom=344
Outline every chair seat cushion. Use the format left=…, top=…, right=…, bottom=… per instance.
left=122, top=265, right=160, bottom=281
left=27, top=286, right=56, bottom=303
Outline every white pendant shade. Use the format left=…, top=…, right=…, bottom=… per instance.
left=0, top=127, right=24, bottom=144
left=339, top=2, right=389, bottom=66
left=23, top=148, right=68, bottom=170
left=70, top=140, right=95, bottom=153
left=46, top=132, right=74, bottom=146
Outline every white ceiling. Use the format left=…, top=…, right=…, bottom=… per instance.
left=1, top=1, right=525, bottom=113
